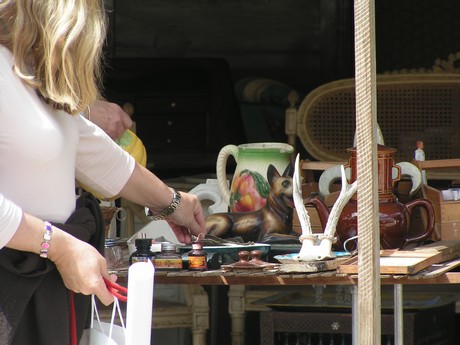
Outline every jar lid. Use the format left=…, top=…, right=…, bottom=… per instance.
left=191, top=241, right=203, bottom=250
left=135, top=238, right=152, bottom=248
left=161, top=242, right=176, bottom=251
left=105, top=238, right=117, bottom=248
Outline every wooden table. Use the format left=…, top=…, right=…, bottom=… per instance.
left=116, top=240, right=460, bottom=344
left=154, top=269, right=460, bottom=286
left=152, top=263, right=460, bottom=345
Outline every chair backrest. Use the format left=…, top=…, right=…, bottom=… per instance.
left=294, top=73, right=460, bottom=163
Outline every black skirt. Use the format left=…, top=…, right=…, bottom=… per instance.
left=0, top=192, right=105, bottom=345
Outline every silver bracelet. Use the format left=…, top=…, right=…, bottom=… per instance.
left=145, top=188, right=181, bottom=221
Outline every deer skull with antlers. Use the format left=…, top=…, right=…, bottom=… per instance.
left=293, top=154, right=358, bottom=261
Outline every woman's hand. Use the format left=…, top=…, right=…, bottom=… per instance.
left=166, top=192, right=207, bottom=244
left=88, top=100, right=133, bottom=139
left=50, top=232, right=116, bottom=305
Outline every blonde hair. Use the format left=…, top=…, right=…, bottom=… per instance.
left=0, top=0, right=107, bottom=114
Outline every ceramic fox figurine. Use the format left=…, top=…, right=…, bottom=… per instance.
left=206, top=164, right=297, bottom=243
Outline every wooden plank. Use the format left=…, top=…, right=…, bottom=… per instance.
left=337, top=241, right=460, bottom=275
left=409, top=258, right=460, bottom=279
left=300, top=160, right=346, bottom=171
left=337, top=256, right=435, bottom=275
left=415, top=240, right=460, bottom=255
left=278, top=257, right=349, bottom=273
left=413, top=158, right=460, bottom=170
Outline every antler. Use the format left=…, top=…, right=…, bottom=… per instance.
left=293, top=155, right=321, bottom=260
left=293, top=154, right=312, bottom=236
left=295, top=161, right=357, bottom=261
left=324, top=165, right=358, bottom=237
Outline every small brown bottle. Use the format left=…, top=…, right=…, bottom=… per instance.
left=188, top=235, right=207, bottom=271
left=154, top=242, right=183, bottom=271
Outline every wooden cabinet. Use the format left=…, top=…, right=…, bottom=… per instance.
left=135, top=96, right=210, bottom=153
left=103, top=57, right=245, bottom=178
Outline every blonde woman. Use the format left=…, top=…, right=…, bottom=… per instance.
left=0, top=1, right=206, bottom=344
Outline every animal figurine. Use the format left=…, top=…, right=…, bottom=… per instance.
left=206, top=164, right=298, bottom=243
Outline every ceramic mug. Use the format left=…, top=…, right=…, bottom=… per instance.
left=216, top=142, right=293, bottom=212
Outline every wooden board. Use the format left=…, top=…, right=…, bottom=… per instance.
left=278, top=257, right=349, bottom=273
left=337, top=240, right=460, bottom=275
left=410, top=257, right=460, bottom=279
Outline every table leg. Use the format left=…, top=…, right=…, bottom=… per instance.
left=228, top=285, right=246, bottom=345
left=394, top=284, right=403, bottom=345
left=352, top=285, right=358, bottom=345
left=182, top=285, right=210, bottom=345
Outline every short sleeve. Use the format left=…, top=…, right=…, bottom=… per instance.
left=74, top=115, right=135, bottom=198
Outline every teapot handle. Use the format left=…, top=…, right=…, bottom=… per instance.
left=318, top=165, right=341, bottom=198
left=216, top=144, right=239, bottom=206
left=396, top=162, right=422, bottom=196
left=403, top=198, right=435, bottom=247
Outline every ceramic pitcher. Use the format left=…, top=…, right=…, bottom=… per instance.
left=216, top=142, right=294, bottom=212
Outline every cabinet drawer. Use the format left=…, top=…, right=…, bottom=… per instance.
left=136, top=96, right=210, bottom=114
left=141, top=113, right=207, bottom=132
left=145, top=130, right=207, bottom=152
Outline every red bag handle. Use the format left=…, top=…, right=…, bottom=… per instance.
left=103, top=277, right=128, bottom=302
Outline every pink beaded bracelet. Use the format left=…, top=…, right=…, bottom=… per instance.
left=39, top=221, right=53, bottom=258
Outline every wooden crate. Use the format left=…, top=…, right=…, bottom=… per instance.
left=413, top=158, right=460, bottom=240
left=422, top=185, right=460, bottom=241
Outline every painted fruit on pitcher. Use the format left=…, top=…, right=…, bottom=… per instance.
left=230, top=169, right=270, bottom=212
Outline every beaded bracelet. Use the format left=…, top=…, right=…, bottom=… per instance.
left=39, top=221, right=53, bottom=259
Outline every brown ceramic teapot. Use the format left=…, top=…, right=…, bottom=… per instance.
left=307, top=145, right=435, bottom=251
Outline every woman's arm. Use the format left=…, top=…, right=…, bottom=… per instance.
left=6, top=212, right=115, bottom=305
left=75, top=117, right=206, bottom=243
left=118, top=164, right=206, bottom=244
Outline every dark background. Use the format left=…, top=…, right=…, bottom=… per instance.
left=102, top=0, right=460, bottom=179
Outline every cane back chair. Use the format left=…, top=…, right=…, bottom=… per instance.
left=284, top=52, right=460, bottom=166
left=289, top=72, right=460, bottom=165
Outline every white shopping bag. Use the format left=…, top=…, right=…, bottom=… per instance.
left=79, top=327, right=120, bottom=345
left=80, top=261, right=154, bottom=345
left=79, top=295, right=126, bottom=345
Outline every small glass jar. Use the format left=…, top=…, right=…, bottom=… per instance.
left=129, top=238, right=155, bottom=265
left=104, top=238, right=124, bottom=270
left=188, top=239, right=207, bottom=271
left=154, top=242, right=183, bottom=271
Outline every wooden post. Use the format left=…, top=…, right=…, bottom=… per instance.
left=354, top=0, right=381, bottom=344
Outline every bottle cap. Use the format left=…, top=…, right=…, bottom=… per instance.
left=135, top=238, right=153, bottom=249
left=191, top=241, right=203, bottom=250
left=161, top=242, right=176, bottom=251
left=105, top=238, right=117, bottom=248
